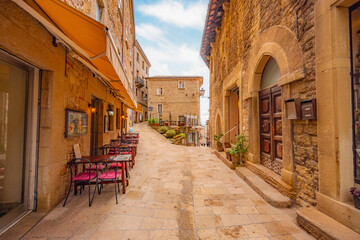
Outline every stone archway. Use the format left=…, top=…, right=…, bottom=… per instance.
left=245, top=26, right=305, bottom=186
left=216, top=113, right=222, bottom=135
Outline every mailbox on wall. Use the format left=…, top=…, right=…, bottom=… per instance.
left=285, top=98, right=301, bottom=120
left=301, top=99, right=317, bottom=120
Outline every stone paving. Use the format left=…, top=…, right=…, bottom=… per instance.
left=22, top=123, right=315, bottom=240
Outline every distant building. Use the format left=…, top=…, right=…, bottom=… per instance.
left=147, top=76, right=203, bottom=146
left=134, top=40, right=151, bottom=122
left=147, top=76, right=202, bottom=124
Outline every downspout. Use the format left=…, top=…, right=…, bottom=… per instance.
left=34, top=71, right=42, bottom=211
left=121, top=0, right=124, bottom=63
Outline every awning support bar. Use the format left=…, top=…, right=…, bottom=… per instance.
left=89, top=51, right=106, bottom=60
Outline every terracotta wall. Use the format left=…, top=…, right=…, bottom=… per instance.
left=0, top=1, right=130, bottom=211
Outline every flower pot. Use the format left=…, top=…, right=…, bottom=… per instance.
left=231, top=154, right=240, bottom=166
left=216, top=142, right=224, bottom=152
left=354, top=196, right=360, bottom=210
left=226, top=152, right=232, bottom=162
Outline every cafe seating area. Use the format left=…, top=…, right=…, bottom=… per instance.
left=63, top=131, right=140, bottom=207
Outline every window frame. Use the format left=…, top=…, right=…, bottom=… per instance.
left=349, top=1, right=360, bottom=183
left=158, top=104, right=163, bottom=115
left=157, top=87, right=163, bottom=95
left=178, top=81, right=185, bottom=89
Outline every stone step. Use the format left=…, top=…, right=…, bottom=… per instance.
left=214, top=150, right=235, bottom=170
left=245, top=161, right=296, bottom=200
left=235, top=167, right=291, bottom=208
left=296, top=206, right=360, bottom=240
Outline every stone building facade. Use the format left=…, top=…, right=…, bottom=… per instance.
left=147, top=76, right=203, bottom=125
left=201, top=0, right=360, bottom=235
left=134, top=40, right=151, bottom=122
left=0, top=0, right=136, bottom=233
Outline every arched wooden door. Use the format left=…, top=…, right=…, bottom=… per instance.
left=259, top=85, right=283, bottom=175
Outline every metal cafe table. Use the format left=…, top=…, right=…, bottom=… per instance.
left=118, top=143, right=137, bottom=165
left=80, top=154, right=131, bottom=194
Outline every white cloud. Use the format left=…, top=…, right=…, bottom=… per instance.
left=138, top=0, right=208, bottom=30
left=136, top=23, right=166, bottom=43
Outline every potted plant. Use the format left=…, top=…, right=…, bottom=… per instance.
left=214, top=133, right=224, bottom=152
left=153, top=118, right=159, bottom=127
left=159, top=126, right=168, bottom=134
left=228, top=134, right=248, bottom=167
left=350, top=187, right=360, bottom=209
left=173, top=133, right=186, bottom=145
left=165, top=130, right=176, bottom=138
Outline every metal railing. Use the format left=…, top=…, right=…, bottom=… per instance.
left=135, top=77, right=144, bottom=88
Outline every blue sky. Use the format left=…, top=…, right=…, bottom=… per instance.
left=133, top=0, right=210, bottom=125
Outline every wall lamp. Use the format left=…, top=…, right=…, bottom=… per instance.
left=88, top=103, right=96, bottom=113
left=200, top=88, right=205, bottom=97
left=107, top=109, right=114, bottom=116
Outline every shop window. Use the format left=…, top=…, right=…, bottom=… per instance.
left=178, top=81, right=185, bottom=89
left=116, top=108, right=120, bottom=129
left=158, top=104, right=163, bottom=115
left=187, top=133, right=193, bottom=143
left=157, top=88, right=162, bottom=95
left=350, top=2, right=360, bottom=183
left=107, top=104, right=114, bottom=131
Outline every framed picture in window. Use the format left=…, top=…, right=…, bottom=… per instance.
left=65, top=109, right=88, bottom=138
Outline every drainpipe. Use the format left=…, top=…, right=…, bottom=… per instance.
left=34, top=71, right=42, bottom=211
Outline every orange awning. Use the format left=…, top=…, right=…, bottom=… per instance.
left=135, top=104, right=143, bottom=113
left=20, top=0, right=137, bottom=109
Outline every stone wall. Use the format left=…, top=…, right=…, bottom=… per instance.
left=148, top=78, right=201, bottom=123
left=208, top=0, right=319, bottom=206
left=134, top=41, right=150, bottom=121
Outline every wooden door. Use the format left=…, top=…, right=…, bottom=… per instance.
left=90, top=97, right=99, bottom=156
left=259, top=86, right=283, bottom=175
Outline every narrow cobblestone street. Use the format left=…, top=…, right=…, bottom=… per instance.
left=22, top=123, right=314, bottom=240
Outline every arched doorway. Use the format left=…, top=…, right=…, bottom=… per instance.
left=259, top=57, right=283, bottom=175
left=216, top=114, right=221, bottom=135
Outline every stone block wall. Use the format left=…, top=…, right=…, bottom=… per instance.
left=148, top=77, right=201, bottom=123
left=208, top=0, right=319, bottom=206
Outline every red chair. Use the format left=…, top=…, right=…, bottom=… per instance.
left=63, top=158, right=98, bottom=207
left=96, top=158, right=122, bottom=204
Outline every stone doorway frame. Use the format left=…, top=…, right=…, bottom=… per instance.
left=224, top=85, right=240, bottom=145
left=244, top=26, right=305, bottom=187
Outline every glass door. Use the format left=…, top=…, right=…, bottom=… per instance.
left=350, top=2, right=360, bottom=183
left=0, top=57, right=29, bottom=227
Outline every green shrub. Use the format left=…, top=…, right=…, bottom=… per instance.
left=165, top=130, right=176, bottom=138
left=149, top=118, right=159, bottom=124
left=159, top=126, right=168, bottom=134
left=174, top=133, right=186, bottom=139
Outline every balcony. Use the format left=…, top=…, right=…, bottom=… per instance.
left=135, top=77, right=144, bottom=88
